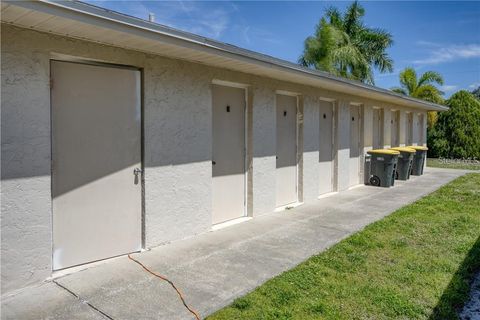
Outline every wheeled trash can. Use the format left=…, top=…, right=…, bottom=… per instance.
left=390, top=147, right=416, bottom=180
left=365, top=149, right=400, bottom=187
left=408, top=146, right=428, bottom=176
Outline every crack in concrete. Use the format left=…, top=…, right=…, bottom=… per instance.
left=53, top=280, right=115, bottom=320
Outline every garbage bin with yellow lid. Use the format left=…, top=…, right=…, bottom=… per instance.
left=390, top=147, right=416, bottom=180
left=407, top=146, right=428, bottom=176
left=365, top=149, right=400, bottom=187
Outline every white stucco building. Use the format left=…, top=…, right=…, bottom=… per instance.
left=1, top=1, right=447, bottom=295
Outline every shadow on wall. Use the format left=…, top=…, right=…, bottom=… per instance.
left=2, top=68, right=348, bottom=193
left=429, top=235, right=480, bottom=319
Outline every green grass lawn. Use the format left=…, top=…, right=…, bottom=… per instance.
left=208, top=173, right=480, bottom=320
left=427, top=158, right=480, bottom=170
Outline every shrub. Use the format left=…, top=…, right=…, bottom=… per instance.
left=429, top=91, right=480, bottom=158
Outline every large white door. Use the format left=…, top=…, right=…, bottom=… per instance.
left=349, top=106, right=361, bottom=187
left=51, top=61, right=142, bottom=270
left=391, top=110, right=400, bottom=147
left=276, top=94, right=297, bottom=207
left=319, top=100, right=334, bottom=195
left=212, top=84, right=246, bottom=224
left=372, top=108, right=383, bottom=149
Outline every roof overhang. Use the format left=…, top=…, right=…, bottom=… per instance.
left=1, top=0, right=448, bottom=111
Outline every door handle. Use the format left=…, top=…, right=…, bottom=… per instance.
left=133, top=168, right=143, bottom=176
left=133, top=168, right=142, bottom=185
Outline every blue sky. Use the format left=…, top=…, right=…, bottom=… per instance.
left=86, top=1, right=480, bottom=97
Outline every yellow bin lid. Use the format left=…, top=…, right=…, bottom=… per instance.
left=367, top=149, right=400, bottom=155
left=390, top=147, right=416, bottom=153
left=407, top=145, right=428, bottom=151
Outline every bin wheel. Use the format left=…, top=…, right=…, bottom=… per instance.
left=369, top=176, right=380, bottom=186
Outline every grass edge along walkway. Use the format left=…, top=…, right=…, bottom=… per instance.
left=427, top=158, right=480, bottom=170
left=208, top=173, right=480, bottom=320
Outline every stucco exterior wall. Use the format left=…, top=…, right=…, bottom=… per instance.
left=302, top=96, right=320, bottom=202
left=1, top=24, right=431, bottom=294
left=2, top=27, right=57, bottom=293
left=142, top=58, right=213, bottom=245
left=251, top=86, right=276, bottom=215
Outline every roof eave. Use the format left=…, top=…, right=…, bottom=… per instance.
left=1, top=0, right=448, bottom=112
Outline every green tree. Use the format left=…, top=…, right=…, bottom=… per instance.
left=299, top=1, right=393, bottom=85
left=391, top=67, right=444, bottom=128
left=472, top=86, right=480, bottom=100
left=429, top=90, right=480, bottom=158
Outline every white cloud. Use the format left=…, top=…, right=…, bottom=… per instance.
left=86, top=1, right=231, bottom=39
left=152, top=3, right=231, bottom=39
left=439, top=85, right=458, bottom=92
left=469, top=82, right=480, bottom=89
left=413, top=43, right=480, bottom=65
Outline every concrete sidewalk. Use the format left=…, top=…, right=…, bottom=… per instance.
left=1, top=168, right=469, bottom=320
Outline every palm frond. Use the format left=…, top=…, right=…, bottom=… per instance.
left=344, top=1, right=365, bottom=35
left=399, top=67, right=418, bottom=95
left=391, top=87, right=407, bottom=95
left=324, top=7, right=343, bottom=29
left=413, top=84, right=444, bottom=104
left=299, top=1, right=394, bottom=83
left=418, top=71, right=444, bottom=87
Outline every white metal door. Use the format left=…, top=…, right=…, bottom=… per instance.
left=212, top=84, right=246, bottom=224
left=51, top=61, right=142, bottom=270
left=418, top=113, right=425, bottom=145
left=349, top=106, right=361, bottom=187
left=391, top=110, right=400, bottom=147
left=406, top=112, right=413, bottom=145
left=276, top=94, right=297, bottom=207
left=372, top=108, right=383, bottom=149
left=319, top=100, right=334, bottom=195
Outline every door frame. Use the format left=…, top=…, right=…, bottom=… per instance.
left=211, top=79, right=249, bottom=220
left=49, top=56, right=145, bottom=271
left=274, top=90, right=300, bottom=209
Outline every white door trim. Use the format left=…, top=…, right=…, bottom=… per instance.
left=212, top=79, right=249, bottom=89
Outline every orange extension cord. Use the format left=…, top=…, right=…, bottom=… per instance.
left=128, top=254, right=201, bottom=320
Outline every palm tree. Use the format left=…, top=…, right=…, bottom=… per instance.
left=391, top=67, right=444, bottom=128
left=299, top=1, right=393, bottom=85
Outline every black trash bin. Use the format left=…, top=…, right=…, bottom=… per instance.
left=390, top=147, right=416, bottom=180
left=408, top=146, right=428, bottom=176
left=365, top=149, right=400, bottom=187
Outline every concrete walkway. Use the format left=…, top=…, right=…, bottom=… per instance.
left=1, top=168, right=469, bottom=320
